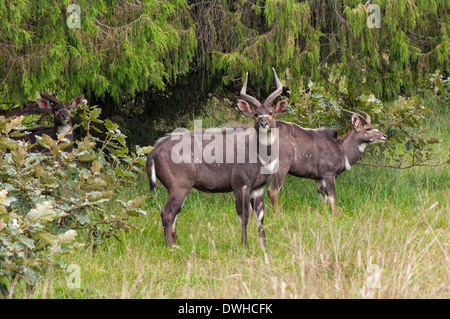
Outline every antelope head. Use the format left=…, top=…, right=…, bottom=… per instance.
left=342, top=109, right=387, bottom=144
left=237, top=68, right=289, bottom=132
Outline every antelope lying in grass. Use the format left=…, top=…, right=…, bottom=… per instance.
left=10, top=93, right=84, bottom=152
left=146, top=68, right=288, bottom=246
left=267, top=109, right=387, bottom=216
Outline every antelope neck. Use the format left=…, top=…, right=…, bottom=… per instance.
left=337, top=131, right=365, bottom=166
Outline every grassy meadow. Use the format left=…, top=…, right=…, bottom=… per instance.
left=12, top=100, right=449, bottom=299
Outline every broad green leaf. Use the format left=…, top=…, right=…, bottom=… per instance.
left=73, top=211, right=90, bottom=225
left=126, top=207, right=147, bottom=217
left=77, top=137, right=96, bottom=152
left=91, top=160, right=101, bottom=174
left=11, top=146, right=27, bottom=167
left=32, top=231, right=58, bottom=244
left=87, top=191, right=114, bottom=202
left=3, top=116, right=25, bottom=134
left=86, top=177, right=108, bottom=188
left=19, top=235, right=35, bottom=249
left=41, top=134, right=57, bottom=148
left=58, top=230, right=77, bottom=244
left=105, top=119, right=119, bottom=130
left=137, top=157, right=147, bottom=166
left=114, top=167, right=135, bottom=178
left=0, top=137, right=18, bottom=150
left=126, top=195, right=147, bottom=209
left=27, top=201, right=60, bottom=224
left=78, top=154, right=98, bottom=162
left=141, top=146, right=154, bottom=154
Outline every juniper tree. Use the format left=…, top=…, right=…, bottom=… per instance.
left=0, top=0, right=448, bottom=108
left=0, top=0, right=196, bottom=104
left=199, top=0, right=449, bottom=99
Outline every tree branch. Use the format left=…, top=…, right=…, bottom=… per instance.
left=357, top=144, right=449, bottom=169
left=94, top=14, right=150, bottom=32
left=333, top=0, right=351, bottom=30
left=3, top=101, right=46, bottom=118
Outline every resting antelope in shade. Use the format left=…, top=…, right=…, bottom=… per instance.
left=9, top=93, right=85, bottom=152
left=146, top=68, right=288, bottom=246
left=267, top=109, right=387, bottom=216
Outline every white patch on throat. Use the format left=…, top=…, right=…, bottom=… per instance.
left=358, top=143, right=367, bottom=152
left=344, top=156, right=351, bottom=170
left=57, top=124, right=72, bottom=135
left=258, top=130, right=276, bottom=146
left=259, top=156, right=279, bottom=174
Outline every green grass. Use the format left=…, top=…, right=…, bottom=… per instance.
left=10, top=101, right=450, bottom=299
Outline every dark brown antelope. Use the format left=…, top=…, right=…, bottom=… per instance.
left=11, top=93, right=84, bottom=152
left=267, top=109, right=387, bottom=216
left=146, top=68, right=288, bottom=246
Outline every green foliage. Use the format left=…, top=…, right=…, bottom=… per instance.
left=201, top=0, right=449, bottom=99
left=2, top=0, right=447, bottom=108
left=1, top=1, right=448, bottom=148
left=0, top=0, right=447, bottom=299
left=0, top=0, right=196, bottom=103
left=281, top=77, right=449, bottom=168
left=0, top=104, right=151, bottom=297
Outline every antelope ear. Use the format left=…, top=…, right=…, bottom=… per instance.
left=68, top=96, right=85, bottom=112
left=237, top=99, right=255, bottom=116
left=272, top=99, right=289, bottom=115
left=351, top=114, right=366, bottom=130
left=36, top=98, right=53, bottom=111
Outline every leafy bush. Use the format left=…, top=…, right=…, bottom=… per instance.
left=0, top=103, right=151, bottom=297
left=281, top=78, right=448, bottom=168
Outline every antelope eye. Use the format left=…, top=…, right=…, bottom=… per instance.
left=269, top=112, right=273, bottom=116
left=365, top=127, right=371, bottom=131
left=254, top=113, right=258, bottom=117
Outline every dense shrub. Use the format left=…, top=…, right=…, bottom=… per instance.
left=0, top=103, right=151, bottom=297
left=281, top=75, right=449, bottom=168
